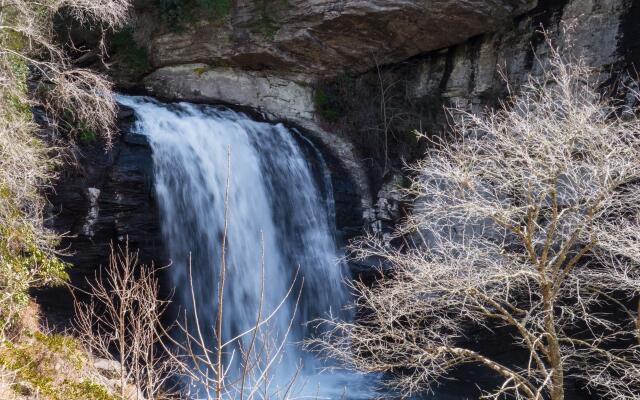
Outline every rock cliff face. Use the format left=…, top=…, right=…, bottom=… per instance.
left=135, top=0, right=535, bottom=221
left=135, top=0, right=637, bottom=233
left=319, top=0, right=631, bottom=166
left=404, top=0, right=628, bottom=112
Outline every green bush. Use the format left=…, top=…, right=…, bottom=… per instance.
left=78, top=129, right=97, bottom=145
left=0, top=221, right=69, bottom=326
left=313, top=71, right=356, bottom=123
left=314, top=88, right=345, bottom=122
left=158, top=0, right=232, bottom=25
left=110, top=28, right=151, bottom=74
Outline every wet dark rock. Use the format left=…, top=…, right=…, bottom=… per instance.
left=35, top=124, right=164, bottom=328
left=117, top=104, right=135, bottom=121
left=122, top=132, right=149, bottom=146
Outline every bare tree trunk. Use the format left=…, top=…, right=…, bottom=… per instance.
left=118, top=250, right=128, bottom=400
left=543, top=285, right=564, bottom=400
left=215, top=147, right=231, bottom=400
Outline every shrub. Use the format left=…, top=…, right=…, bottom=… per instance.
left=314, top=88, right=344, bottom=122
left=110, top=28, right=152, bottom=75
left=158, top=0, right=232, bottom=26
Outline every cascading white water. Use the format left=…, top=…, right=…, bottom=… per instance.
left=117, top=95, right=373, bottom=399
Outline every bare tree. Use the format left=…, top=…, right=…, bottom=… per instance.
left=311, top=40, right=640, bottom=399
left=74, top=241, right=178, bottom=400
left=83, top=235, right=305, bottom=400
left=372, top=54, right=410, bottom=177
left=0, top=0, right=130, bottom=338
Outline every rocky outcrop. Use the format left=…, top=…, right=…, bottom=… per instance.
left=135, top=0, right=540, bottom=218
left=138, top=0, right=537, bottom=77
left=409, top=0, right=628, bottom=109
left=348, top=0, right=631, bottom=143
left=146, top=66, right=315, bottom=122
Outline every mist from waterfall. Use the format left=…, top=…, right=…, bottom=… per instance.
left=117, top=95, right=373, bottom=399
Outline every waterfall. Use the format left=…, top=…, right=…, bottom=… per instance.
left=117, top=95, right=373, bottom=399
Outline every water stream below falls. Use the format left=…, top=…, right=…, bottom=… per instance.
left=118, top=95, right=374, bottom=399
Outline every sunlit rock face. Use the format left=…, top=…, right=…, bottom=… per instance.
left=135, top=0, right=538, bottom=133
left=138, top=0, right=537, bottom=77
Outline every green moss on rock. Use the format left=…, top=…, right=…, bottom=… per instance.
left=0, top=333, right=116, bottom=400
